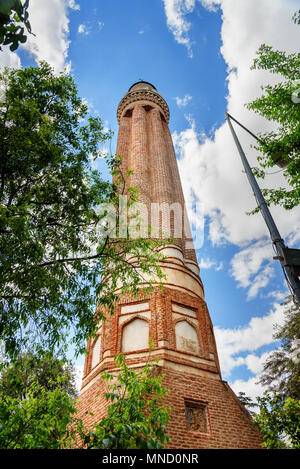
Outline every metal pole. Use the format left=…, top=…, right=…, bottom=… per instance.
left=226, top=112, right=265, bottom=145
left=226, top=113, right=300, bottom=305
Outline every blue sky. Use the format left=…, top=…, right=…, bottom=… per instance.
left=2, top=0, right=300, bottom=400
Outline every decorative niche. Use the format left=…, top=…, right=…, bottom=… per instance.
left=185, top=400, right=208, bottom=433
left=91, top=333, right=101, bottom=369
left=175, top=320, right=199, bottom=354
left=121, top=317, right=149, bottom=353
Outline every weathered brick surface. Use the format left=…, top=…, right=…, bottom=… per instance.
left=78, top=287, right=262, bottom=448
left=162, top=368, right=262, bottom=449
left=77, top=83, right=263, bottom=449
left=81, top=287, right=220, bottom=381
left=77, top=360, right=263, bottom=449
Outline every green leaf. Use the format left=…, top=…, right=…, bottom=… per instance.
left=9, top=39, right=18, bottom=50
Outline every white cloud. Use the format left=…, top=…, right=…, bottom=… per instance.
left=229, top=348, right=284, bottom=402
left=214, top=301, right=285, bottom=378
left=18, top=0, right=79, bottom=73
left=175, top=93, right=192, bottom=107
left=199, top=0, right=219, bottom=11
left=78, top=23, right=90, bottom=35
left=81, top=97, right=97, bottom=117
left=161, top=0, right=218, bottom=57
left=244, top=351, right=271, bottom=375
left=198, top=256, right=223, bottom=270
left=0, top=47, right=21, bottom=69
left=247, top=265, right=275, bottom=299
left=67, top=0, right=80, bottom=10
left=0, top=0, right=82, bottom=73
left=162, top=0, right=196, bottom=57
left=174, top=120, right=271, bottom=246
left=0, top=1, right=79, bottom=72
left=138, top=29, right=145, bottom=35
left=170, top=0, right=300, bottom=299
left=78, top=20, right=103, bottom=36
left=229, top=376, right=265, bottom=402
left=175, top=117, right=300, bottom=249
left=226, top=297, right=298, bottom=400
left=230, top=240, right=275, bottom=299
left=266, top=290, right=289, bottom=302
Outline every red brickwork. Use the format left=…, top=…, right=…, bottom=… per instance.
left=163, top=368, right=262, bottom=449
left=77, top=82, right=263, bottom=449
left=81, top=287, right=220, bottom=383
left=77, top=365, right=262, bottom=449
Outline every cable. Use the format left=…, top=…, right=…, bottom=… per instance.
left=264, top=168, right=285, bottom=175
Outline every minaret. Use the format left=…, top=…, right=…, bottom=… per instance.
left=77, top=82, right=262, bottom=449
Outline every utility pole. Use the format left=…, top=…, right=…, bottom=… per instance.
left=226, top=112, right=300, bottom=306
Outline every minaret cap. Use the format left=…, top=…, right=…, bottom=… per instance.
left=117, top=80, right=169, bottom=124
left=128, top=80, right=157, bottom=92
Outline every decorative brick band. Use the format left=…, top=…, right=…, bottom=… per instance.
left=117, top=88, right=170, bottom=123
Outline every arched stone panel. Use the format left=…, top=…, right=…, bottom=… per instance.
left=121, top=318, right=149, bottom=353
left=175, top=320, right=199, bottom=354
left=91, top=334, right=101, bottom=369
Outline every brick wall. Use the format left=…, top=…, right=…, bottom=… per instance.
left=162, top=368, right=262, bottom=449
left=77, top=355, right=262, bottom=449
left=77, top=287, right=262, bottom=448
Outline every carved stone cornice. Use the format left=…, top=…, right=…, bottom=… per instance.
left=117, top=88, right=170, bottom=123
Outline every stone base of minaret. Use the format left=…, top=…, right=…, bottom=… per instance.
left=77, top=287, right=263, bottom=449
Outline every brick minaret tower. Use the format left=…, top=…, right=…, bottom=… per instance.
left=77, top=82, right=262, bottom=449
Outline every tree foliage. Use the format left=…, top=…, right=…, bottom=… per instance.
left=246, top=15, right=300, bottom=210
left=0, top=0, right=32, bottom=51
left=243, top=13, right=300, bottom=449
left=0, top=352, right=80, bottom=448
left=237, top=296, right=300, bottom=449
left=0, top=377, right=77, bottom=449
left=0, top=354, right=170, bottom=449
left=258, top=296, right=300, bottom=401
left=236, top=391, right=257, bottom=416
left=78, top=354, right=170, bottom=449
left=0, top=352, right=78, bottom=400
left=0, top=62, right=165, bottom=362
left=253, top=391, right=300, bottom=449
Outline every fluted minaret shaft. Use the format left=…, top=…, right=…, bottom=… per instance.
left=129, top=106, right=151, bottom=206
left=116, top=81, right=199, bottom=267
